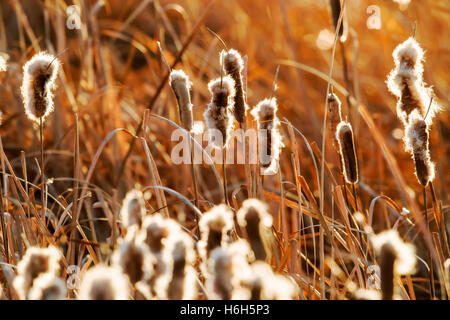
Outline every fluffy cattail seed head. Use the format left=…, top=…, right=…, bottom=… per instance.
left=13, top=246, right=62, bottom=299
left=204, top=76, right=235, bottom=148
left=336, top=121, right=359, bottom=184
left=206, top=247, right=233, bottom=300
left=250, top=98, right=284, bottom=174
left=387, top=37, right=440, bottom=126
left=161, top=232, right=197, bottom=300
left=371, top=229, right=416, bottom=300
left=198, top=204, right=233, bottom=262
left=120, top=189, right=146, bottom=229
left=237, top=199, right=273, bottom=262
left=404, top=111, right=434, bottom=186
left=78, top=265, right=130, bottom=300
left=28, top=273, right=67, bottom=300
left=112, top=238, right=154, bottom=285
left=21, top=52, right=60, bottom=123
left=169, top=69, right=194, bottom=131
left=221, top=49, right=247, bottom=123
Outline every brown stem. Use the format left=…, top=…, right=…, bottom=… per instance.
left=424, top=186, right=436, bottom=299
left=222, top=147, right=228, bottom=205
left=39, top=117, right=45, bottom=227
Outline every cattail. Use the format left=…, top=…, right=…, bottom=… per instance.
left=336, top=121, right=359, bottom=184
left=237, top=199, right=273, bottom=262
left=250, top=98, right=284, bottom=173
left=206, top=247, right=233, bottom=300
left=387, top=37, right=440, bottom=126
left=161, top=232, right=197, bottom=300
left=78, top=265, right=130, bottom=300
left=371, top=230, right=417, bottom=300
left=169, top=69, right=194, bottom=131
left=221, top=49, right=247, bottom=123
left=198, top=204, right=233, bottom=263
left=329, top=0, right=343, bottom=37
left=112, top=238, right=154, bottom=285
left=13, top=246, right=62, bottom=299
left=136, top=215, right=181, bottom=298
left=404, top=111, right=435, bottom=186
left=203, top=76, right=235, bottom=148
left=328, top=93, right=342, bottom=148
left=0, top=283, right=4, bottom=300
left=28, top=273, right=67, bottom=300
left=21, top=52, right=60, bottom=123
left=246, top=261, right=297, bottom=300
left=120, top=189, right=146, bottom=229
left=227, top=240, right=255, bottom=300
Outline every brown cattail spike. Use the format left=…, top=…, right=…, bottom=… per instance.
left=203, top=76, right=235, bottom=148
left=329, top=0, right=343, bottom=37
left=221, top=49, right=247, bottom=123
left=336, top=121, right=359, bottom=184
left=169, top=69, right=194, bottom=132
left=21, top=52, right=60, bottom=123
left=380, top=243, right=396, bottom=300
left=328, top=92, right=342, bottom=148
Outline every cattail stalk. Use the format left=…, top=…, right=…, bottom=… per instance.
left=160, top=42, right=199, bottom=209
left=21, top=52, right=60, bottom=225
left=204, top=76, right=235, bottom=204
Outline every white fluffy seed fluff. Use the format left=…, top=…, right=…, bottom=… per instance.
left=203, top=76, right=235, bottom=148
left=198, top=204, right=234, bottom=264
left=250, top=98, right=284, bottom=174
left=13, top=246, right=62, bottom=299
left=158, top=231, right=197, bottom=300
left=0, top=55, right=7, bottom=72
left=28, top=273, right=67, bottom=300
left=206, top=247, right=233, bottom=300
left=404, top=110, right=435, bottom=186
left=78, top=265, right=130, bottom=300
left=370, top=229, right=417, bottom=275
left=112, top=237, right=154, bottom=285
left=21, top=52, right=60, bottom=123
left=170, top=69, right=194, bottom=132
left=386, top=37, right=440, bottom=126
left=120, top=189, right=146, bottom=229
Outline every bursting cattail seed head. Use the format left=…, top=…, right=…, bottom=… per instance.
left=161, top=232, right=197, bottom=300
left=120, top=189, right=146, bottom=229
left=206, top=247, right=233, bottom=300
left=371, top=229, right=416, bottom=300
left=198, top=204, right=234, bottom=263
left=112, top=238, right=154, bottom=285
left=387, top=37, right=440, bottom=126
left=204, top=76, right=235, bottom=148
left=336, top=121, right=359, bottom=184
left=250, top=98, right=284, bottom=174
left=237, top=199, right=273, bottom=262
left=169, top=69, right=194, bottom=132
left=21, top=52, right=60, bottom=123
left=404, top=111, right=435, bottom=186
left=13, top=246, right=62, bottom=299
left=78, top=265, right=130, bottom=300
left=221, top=49, right=247, bottom=123
left=28, top=273, right=67, bottom=300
